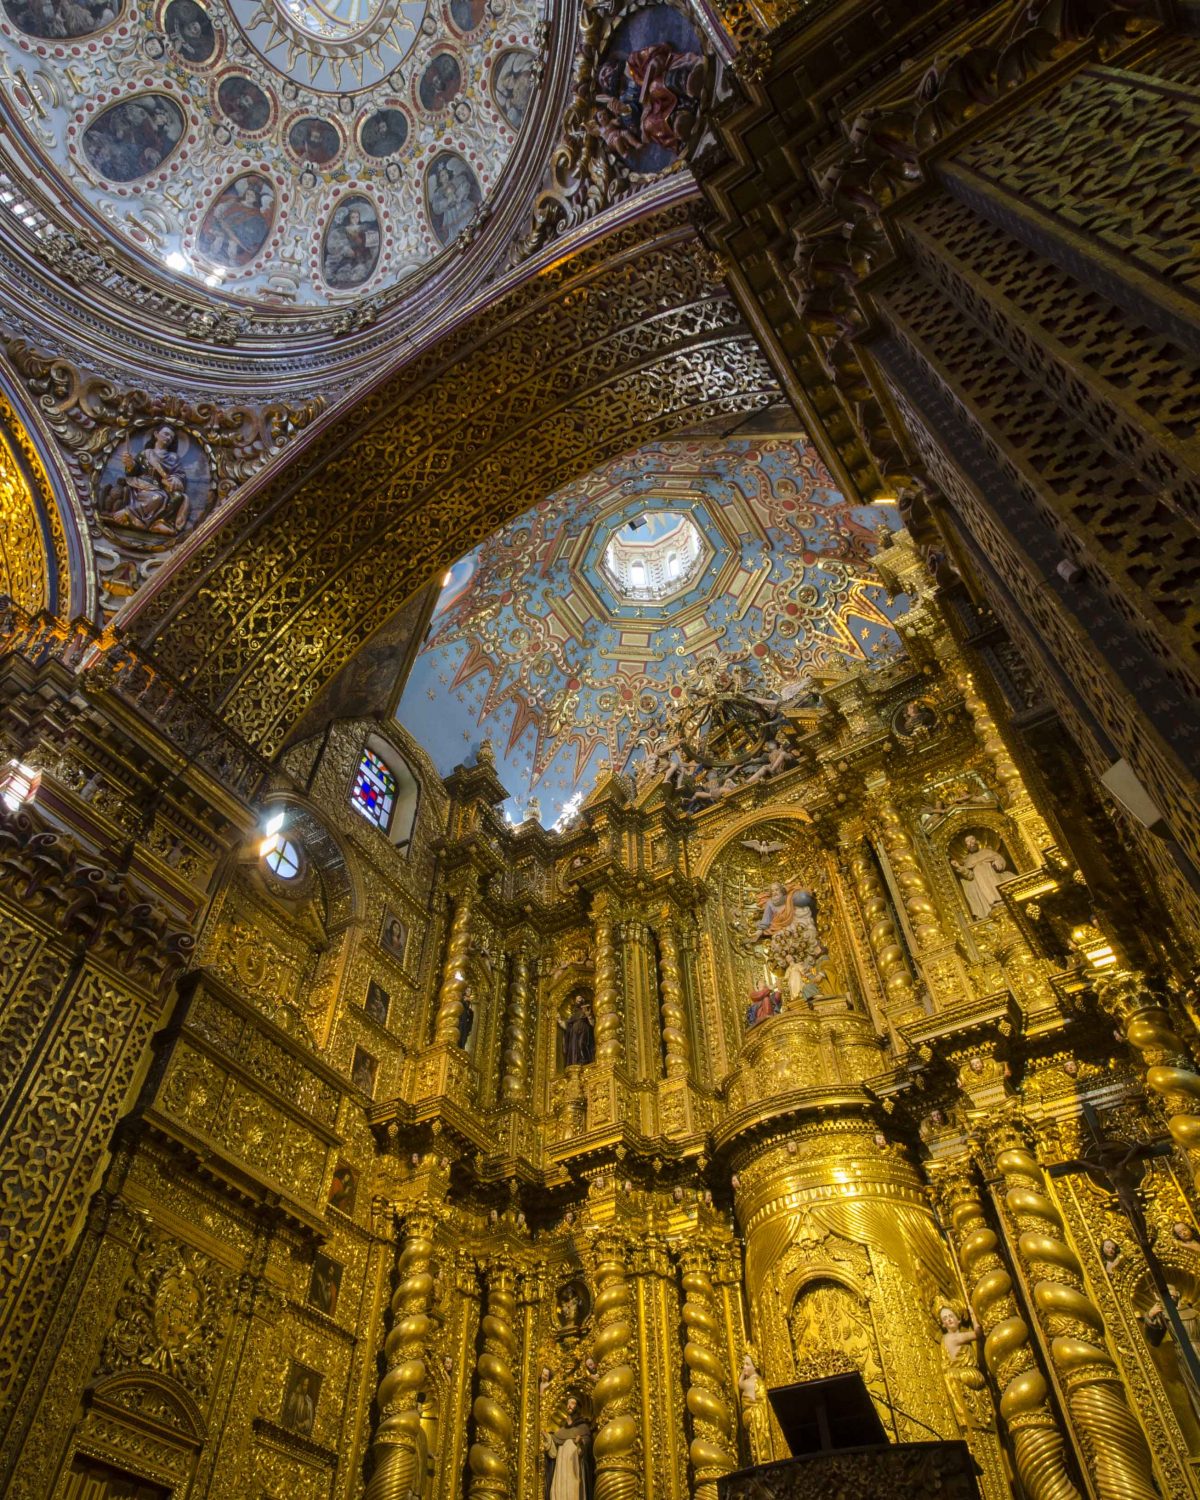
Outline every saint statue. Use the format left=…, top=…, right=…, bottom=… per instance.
left=737, top=1350, right=770, bottom=1464
left=745, top=984, right=782, bottom=1029
left=937, top=1305, right=991, bottom=1432
left=100, top=426, right=192, bottom=537
left=560, top=994, right=595, bottom=1068
left=951, top=834, right=1009, bottom=920
left=543, top=1396, right=593, bottom=1499
left=457, top=987, right=475, bottom=1049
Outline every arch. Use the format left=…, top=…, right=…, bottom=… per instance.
left=0, top=386, right=80, bottom=616
left=352, top=731, right=420, bottom=849
left=122, top=209, right=776, bottom=756
left=693, top=806, right=820, bottom=881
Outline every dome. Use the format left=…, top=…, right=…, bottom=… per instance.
left=0, top=0, right=542, bottom=306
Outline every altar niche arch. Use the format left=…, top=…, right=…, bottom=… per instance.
left=119, top=210, right=776, bottom=758
left=920, top=804, right=1029, bottom=941
left=0, top=386, right=82, bottom=618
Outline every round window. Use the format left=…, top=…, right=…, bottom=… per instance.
left=262, top=833, right=303, bottom=880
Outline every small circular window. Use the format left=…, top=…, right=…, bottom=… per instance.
left=262, top=834, right=302, bottom=880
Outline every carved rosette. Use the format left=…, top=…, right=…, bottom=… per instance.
left=1096, top=970, right=1200, bottom=1187
left=589, top=1233, right=639, bottom=1500
left=985, top=1124, right=1158, bottom=1500
left=678, top=1247, right=737, bottom=1498
left=364, top=1209, right=439, bottom=1500
left=468, top=1260, right=519, bottom=1499
left=874, top=799, right=940, bottom=949
left=592, top=895, right=623, bottom=1067
left=657, top=915, right=691, bottom=1078
left=501, top=943, right=533, bottom=1101
left=934, top=1165, right=1079, bottom=1500
left=434, top=877, right=476, bottom=1046
left=845, top=839, right=919, bottom=1019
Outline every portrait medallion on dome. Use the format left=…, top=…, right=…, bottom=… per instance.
left=197, top=172, right=275, bottom=267
left=591, top=3, right=709, bottom=174
left=163, top=0, right=216, bottom=62
left=286, top=115, right=342, bottom=166
left=359, top=106, right=408, bottom=157
left=96, top=423, right=213, bottom=548
left=82, top=95, right=184, bottom=183
left=2, top=0, right=120, bottom=36
left=425, top=150, right=479, bottom=244
left=417, top=50, right=461, bottom=111
left=447, top=0, right=485, bottom=32
left=491, top=48, right=534, bottom=129
left=216, top=73, right=273, bottom=134
left=321, top=195, right=381, bottom=288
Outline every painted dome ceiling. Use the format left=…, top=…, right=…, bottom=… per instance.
left=397, top=434, right=911, bottom=826
left=0, top=0, right=541, bottom=304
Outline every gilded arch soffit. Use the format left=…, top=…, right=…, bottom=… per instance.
left=124, top=206, right=778, bottom=756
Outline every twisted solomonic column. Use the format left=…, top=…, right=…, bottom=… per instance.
left=500, top=942, right=533, bottom=1101
left=433, top=875, right=476, bottom=1045
left=1096, top=968, right=1200, bottom=1185
left=657, top=914, right=691, bottom=1078
left=592, top=894, right=623, bottom=1067
left=589, top=1233, right=639, bottom=1500
left=875, top=798, right=941, bottom=950
left=365, top=1209, right=439, bottom=1500
left=933, top=1165, right=1080, bottom=1500
left=955, top=668, right=1025, bottom=809
left=846, top=839, right=920, bottom=1019
left=468, top=1260, right=519, bottom=1500
left=678, top=1247, right=738, bottom=1499
left=988, top=1122, right=1158, bottom=1500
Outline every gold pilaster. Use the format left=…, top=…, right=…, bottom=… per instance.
left=468, top=1259, right=519, bottom=1500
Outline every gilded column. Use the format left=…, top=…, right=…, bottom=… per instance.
left=874, top=797, right=941, bottom=950
left=1096, top=969, right=1200, bottom=1188
left=955, top=667, right=1026, bottom=809
left=988, top=1122, right=1158, bottom=1500
left=678, top=1246, right=738, bottom=1499
left=365, top=1208, right=439, bottom=1500
left=846, top=837, right=920, bottom=1020
left=589, top=1232, right=639, bottom=1500
left=433, top=873, right=475, bottom=1046
left=657, top=912, right=691, bottom=1079
left=934, top=1164, right=1080, bottom=1500
left=500, top=940, right=533, bottom=1101
left=592, top=893, right=623, bottom=1067
left=468, top=1259, right=519, bottom=1500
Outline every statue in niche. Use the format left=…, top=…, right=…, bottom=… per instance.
left=457, top=987, right=475, bottom=1049
left=1142, top=1284, right=1200, bottom=1423
left=936, top=1304, right=991, bottom=1432
left=543, top=1393, right=593, bottom=1500
left=555, top=1277, right=589, bottom=1332
left=559, top=993, right=595, bottom=1068
left=738, top=1349, right=771, bottom=1463
left=951, top=832, right=1010, bottom=920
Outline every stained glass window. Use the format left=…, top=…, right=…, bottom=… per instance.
left=352, top=747, right=396, bottom=830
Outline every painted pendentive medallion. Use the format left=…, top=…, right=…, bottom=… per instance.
left=2, top=0, right=121, bottom=37
left=359, top=105, right=408, bottom=156
left=81, top=95, right=185, bottom=182
left=216, top=73, right=273, bottom=133
left=417, top=50, right=461, bottom=111
left=197, top=172, right=276, bottom=267
left=492, top=48, right=535, bottom=129
left=286, top=114, right=342, bottom=165
left=425, top=150, right=479, bottom=244
left=321, top=194, right=381, bottom=288
left=163, top=0, right=215, bottom=62
left=591, top=4, right=707, bottom=174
